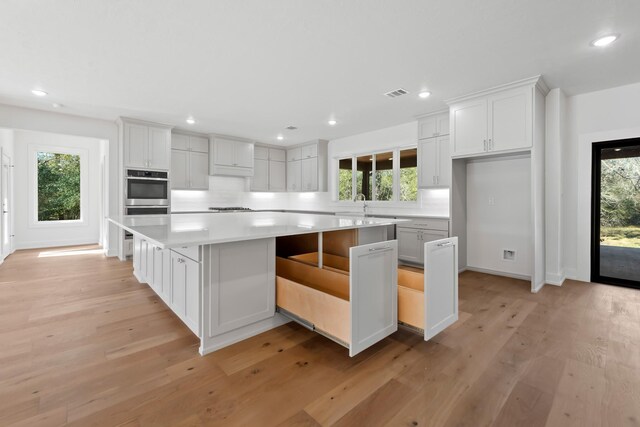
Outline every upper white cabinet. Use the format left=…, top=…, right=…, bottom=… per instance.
left=447, top=79, right=542, bottom=158
left=251, top=146, right=287, bottom=192
left=418, top=113, right=449, bottom=139
left=417, top=112, right=451, bottom=189
left=419, top=136, right=450, bottom=188
left=285, top=140, right=328, bottom=192
left=121, top=118, right=172, bottom=170
left=171, top=132, right=210, bottom=190
left=210, top=136, right=254, bottom=177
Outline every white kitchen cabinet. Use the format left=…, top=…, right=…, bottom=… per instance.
left=419, top=136, right=450, bottom=188
left=133, top=236, right=142, bottom=276
left=170, top=250, right=200, bottom=335
left=254, top=146, right=269, bottom=160
left=276, top=236, right=398, bottom=357
left=397, top=219, right=449, bottom=265
left=210, top=136, right=254, bottom=177
left=449, top=85, right=533, bottom=158
left=251, top=158, right=269, bottom=191
left=269, top=160, right=286, bottom=191
left=171, top=133, right=209, bottom=190
left=171, top=150, right=189, bottom=189
left=152, top=245, right=165, bottom=295
left=301, top=144, right=317, bottom=159
left=251, top=146, right=287, bottom=192
left=301, top=157, right=318, bottom=191
left=418, top=113, right=449, bottom=139
left=285, top=140, right=328, bottom=192
left=269, top=148, right=286, bottom=162
left=206, top=239, right=275, bottom=337
left=287, top=147, right=302, bottom=162
left=287, top=160, right=301, bottom=191
left=122, top=119, right=172, bottom=170
left=146, top=241, right=155, bottom=288
left=398, top=237, right=459, bottom=341
left=487, top=88, right=532, bottom=152
left=450, top=98, right=488, bottom=157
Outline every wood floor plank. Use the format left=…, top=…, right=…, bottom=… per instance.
left=1, top=245, right=639, bottom=426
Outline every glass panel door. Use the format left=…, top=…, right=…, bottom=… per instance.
left=592, top=138, right=640, bottom=288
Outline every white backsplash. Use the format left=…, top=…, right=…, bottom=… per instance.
left=171, top=176, right=449, bottom=217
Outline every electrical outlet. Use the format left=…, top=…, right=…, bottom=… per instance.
left=503, top=249, right=516, bottom=261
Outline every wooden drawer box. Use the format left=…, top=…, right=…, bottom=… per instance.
left=276, top=236, right=398, bottom=357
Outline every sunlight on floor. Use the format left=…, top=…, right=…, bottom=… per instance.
left=38, top=248, right=104, bottom=258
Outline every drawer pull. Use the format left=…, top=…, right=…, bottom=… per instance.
left=368, top=246, right=389, bottom=252
left=436, top=242, right=453, bottom=247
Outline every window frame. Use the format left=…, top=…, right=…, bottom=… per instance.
left=335, top=144, right=418, bottom=206
left=28, top=144, right=89, bottom=228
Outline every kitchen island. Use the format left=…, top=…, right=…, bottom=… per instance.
left=109, top=212, right=408, bottom=356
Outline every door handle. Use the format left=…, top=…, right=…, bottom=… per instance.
left=368, top=246, right=390, bottom=252
left=436, top=241, right=453, bottom=247
left=483, top=140, right=487, bottom=151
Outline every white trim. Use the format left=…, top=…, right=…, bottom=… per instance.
left=445, top=75, right=548, bottom=105
left=465, top=266, right=531, bottom=282
left=545, top=272, right=565, bottom=286
left=15, top=238, right=99, bottom=250
left=28, top=144, right=89, bottom=228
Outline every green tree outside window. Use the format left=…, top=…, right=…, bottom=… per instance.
left=37, top=152, right=81, bottom=221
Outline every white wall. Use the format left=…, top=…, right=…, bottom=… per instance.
left=0, top=128, right=15, bottom=259
left=0, top=104, right=118, bottom=254
left=13, top=130, right=102, bottom=249
left=466, top=155, right=532, bottom=277
left=563, top=81, right=640, bottom=281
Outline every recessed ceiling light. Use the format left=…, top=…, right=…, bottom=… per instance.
left=591, top=34, right=619, bottom=47
left=418, top=91, right=431, bottom=99
left=614, top=148, right=622, bottom=152
left=277, top=135, right=284, bottom=141
left=328, top=120, right=337, bottom=126
left=31, top=89, right=47, bottom=97
left=186, top=117, right=195, bottom=125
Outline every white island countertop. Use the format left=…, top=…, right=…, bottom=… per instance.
left=109, top=212, right=406, bottom=249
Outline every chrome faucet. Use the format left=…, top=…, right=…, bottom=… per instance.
left=354, top=193, right=367, bottom=216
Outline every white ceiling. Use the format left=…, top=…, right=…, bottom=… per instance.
left=1, top=0, right=639, bottom=145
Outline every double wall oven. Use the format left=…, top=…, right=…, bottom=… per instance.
left=125, top=169, right=170, bottom=215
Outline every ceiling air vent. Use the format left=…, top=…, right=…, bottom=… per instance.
left=285, top=125, right=298, bottom=130
left=384, top=88, right=408, bottom=98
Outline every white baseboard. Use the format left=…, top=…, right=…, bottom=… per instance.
left=564, top=268, right=578, bottom=281
left=106, top=248, right=118, bottom=257
left=465, top=266, right=531, bottom=282
left=545, top=271, right=565, bottom=286
left=15, top=239, right=99, bottom=250
left=531, top=281, right=545, bottom=293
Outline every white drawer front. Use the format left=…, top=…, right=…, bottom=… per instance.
left=398, top=218, right=449, bottom=232
left=172, top=246, right=201, bottom=262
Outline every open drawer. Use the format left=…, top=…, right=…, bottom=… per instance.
left=276, top=232, right=398, bottom=357
left=398, top=237, right=459, bottom=340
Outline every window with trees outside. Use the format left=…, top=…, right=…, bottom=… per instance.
left=337, top=147, right=418, bottom=203
left=37, top=151, right=82, bottom=221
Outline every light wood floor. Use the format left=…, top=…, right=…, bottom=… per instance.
left=1, top=246, right=639, bottom=426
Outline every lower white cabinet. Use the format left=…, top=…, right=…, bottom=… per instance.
left=397, top=219, right=449, bottom=265
left=276, top=233, right=398, bottom=357
left=170, top=250, right=200, bottom=335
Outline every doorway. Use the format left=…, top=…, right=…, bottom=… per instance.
left=2, top=152, right=13, bottom=259
left=591, top=138, right=640, bottom=288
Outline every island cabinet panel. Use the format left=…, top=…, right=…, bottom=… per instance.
left=206, top=238, right=275, bottom=337
left=276, top=234, right=398, bottom=357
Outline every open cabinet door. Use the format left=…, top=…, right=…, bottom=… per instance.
left=349, top=240, right=398, bottom=356
left=424, top=237, right=458, bottom=340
